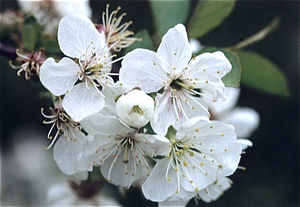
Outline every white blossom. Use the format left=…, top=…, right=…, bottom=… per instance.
left=120, top=24, right=232, bottom=136
left=41, top=99, right=90, bottom=177
left=96, top=4, right=141, bottom=52
left=40, top=13, right=121, bottom=121
left=115, top=89, right=155, bottom=128
left=142, top=117, right=241, bottom=203
left=79, top=106, right=170, bottom=189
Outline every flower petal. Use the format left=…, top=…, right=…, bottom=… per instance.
left=207, top=87, right=241, bottom=116
left=40, top=57, right=79, bottom=96
left=100, top=151, right=143, bottom=188
left=53, top=129, right=87, bottom=176
left=237, top=139, right=253, bottom=150
left=179, top=152, right=217, bottom=192
left=150, top=90, right=176, bottom=136
left=159, top=190, right=194, bottom=206
left=157, top=24, right=192, bottom=76
left=142, top=158, right=178, bottom=202
left=187, top=51, right=231, bottom=78
left=219, top=107, right=260, bottom=138
left=135, top=134, right=170, bottom=156
left=80, top=112, right=133, bottom=136
left=58, top=13, right=105, bottom=59
left=119, top=49, right=167, bottom=93
left=213, top=142, right=241, bottom=177
left=62, top=82, right=105, bottom=121
left=73, top=171, right=88, bottom=180
left=197, top=177, right=232, bottom=203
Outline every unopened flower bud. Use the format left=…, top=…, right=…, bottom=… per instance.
left=115, top=89, right=154, bottom=128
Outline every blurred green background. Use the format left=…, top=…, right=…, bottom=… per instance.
left=1, top=0, right=299, bottom=206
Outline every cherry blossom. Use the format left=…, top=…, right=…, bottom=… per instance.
left=120, top=24, right=232, bottom=136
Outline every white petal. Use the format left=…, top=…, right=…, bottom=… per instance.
left=119, top=49, right=167, bottom=93
left=197, top=177, right=232, bottom=203
left=157, top=24, right=192, bottom=75
left=40, top=57, right=79, bottom=96
left=101, top=82, right=129, bottom=108
left=159, top=191, right=193, bottom=206
left=62, top=82, right=105, bottom=122
left=187, top=51, right=232, bottom=78
left=214, top=142, right=242, bottom=177
left=178, top=91, right=209, bottom=122
left=207, top=87, right=241, bottom=116
left=219, top=107, right=260, bottom=138
left=150, top=91, right=176, bottom=136
left=237, top=139, right=253, bottom=150
left=159, top=200, right=189, bottom=207
left=58, top=14, right=105, bottom=59
left=53, top=129, right=87, bottom=175
left=100, top=152, right=143, bottom=187
left=176, top=117, right=206, bottom=139
left=73, top=171, right=88, bottom=180
left=142, top=158, right=178, bottom=202
left=135, top=134, right=170, bottom=156
left=179, top=152, right=217, bottom=192
left=189, top=38, right=204, bottom=54
left=190, top=121, right=238, bottom=154
left=80, top=112, right=133, bottom=136
left=187, top=74, right=227, bottom=101
left=77, top=134, right=103, bottom=171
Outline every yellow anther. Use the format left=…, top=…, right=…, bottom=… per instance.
left=183, top=161, right=188, bottom=166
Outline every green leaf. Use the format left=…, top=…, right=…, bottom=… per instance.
left=236, top=50, right=290, bottom=97
left=124, top=30, right=155, bottom=53
left=187, top=0, right=236, bottom=38
left=196, top=47, right=241, bottom=88
left=22, top=15, right=43, bottom=51
left=22, top=24, right=37, bottom=51
left=149, top=1, right=190, bottom=39
left=42, top=37, right=61, bottom=55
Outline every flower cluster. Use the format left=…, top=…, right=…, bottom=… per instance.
left=11, top=5, right=255, bottom=206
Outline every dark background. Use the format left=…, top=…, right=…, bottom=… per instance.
left=1, top=0, right=299, bottom=206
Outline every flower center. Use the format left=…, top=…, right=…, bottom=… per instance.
left=97, top=131, right=151, bottom=189
left=41, top=106, right=82, bottom=150
left=170, top=79, right=194, bottom=91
